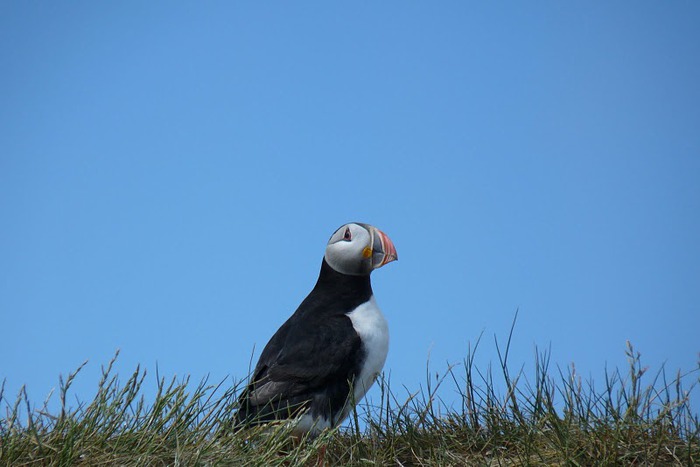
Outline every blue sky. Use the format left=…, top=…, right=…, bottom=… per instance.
left=2, top=2, right=699, bottom=418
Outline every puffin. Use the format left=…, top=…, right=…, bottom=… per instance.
left=234, top=222, right=398, bottom=436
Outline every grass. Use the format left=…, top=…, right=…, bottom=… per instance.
left=2, top=328, right=699, bottom=466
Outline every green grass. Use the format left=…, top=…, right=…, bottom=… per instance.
left=2, top=334, right=699, bottom=466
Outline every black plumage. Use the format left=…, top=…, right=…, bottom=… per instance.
left=234, top=259, right=372, bottom=428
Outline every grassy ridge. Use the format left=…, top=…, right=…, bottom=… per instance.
left=2, top=339, right=698, bottom=466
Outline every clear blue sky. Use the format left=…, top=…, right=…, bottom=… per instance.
left=2, top=2, right=699, bottom=418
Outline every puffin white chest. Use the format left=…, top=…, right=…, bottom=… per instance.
left=345, top=295, right=389, bottom=404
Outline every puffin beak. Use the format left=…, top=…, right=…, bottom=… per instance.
left=369, top=227, right=398, bottom=270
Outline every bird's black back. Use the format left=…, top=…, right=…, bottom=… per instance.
left=234, top=259, right=374, bottom=427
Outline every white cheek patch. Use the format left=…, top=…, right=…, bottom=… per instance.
left=324, top=227, right=371, bottom=275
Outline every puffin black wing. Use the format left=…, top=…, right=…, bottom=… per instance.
left=234, top=298, right=364, bottom=427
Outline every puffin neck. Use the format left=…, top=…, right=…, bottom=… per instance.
left=314, top=259, right=373, bottom=297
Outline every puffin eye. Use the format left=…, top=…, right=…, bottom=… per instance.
left=343, top=227, right=352, bottom=241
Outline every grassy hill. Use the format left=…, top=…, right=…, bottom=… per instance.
left=2, top=340, right=698, bottom=466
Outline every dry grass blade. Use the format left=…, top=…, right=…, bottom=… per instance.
left=1, top=336, right=698, bottom=466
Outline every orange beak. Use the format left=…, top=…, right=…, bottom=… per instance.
left=370, top=227, right=398, bottom=269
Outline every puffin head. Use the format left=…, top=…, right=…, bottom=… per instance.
left=324, top=223, right=398, bottom=276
